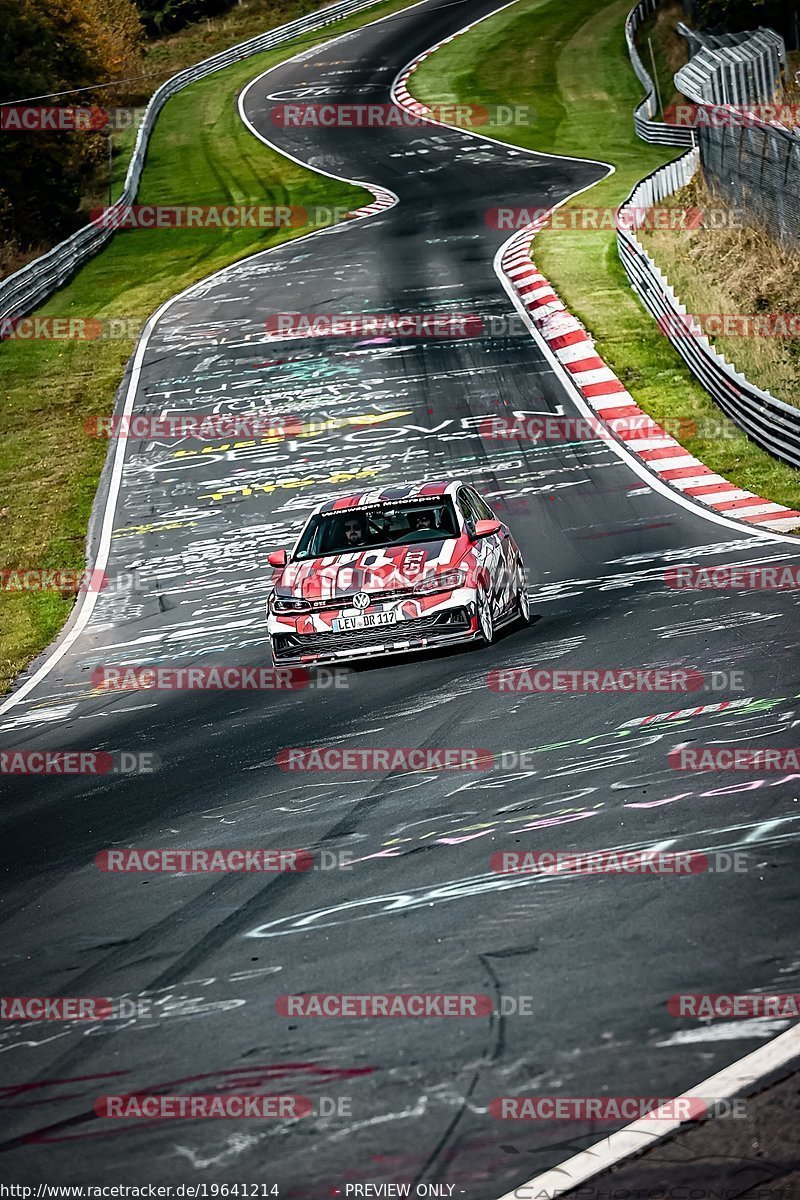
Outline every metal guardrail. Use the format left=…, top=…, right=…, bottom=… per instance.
left=616, top=149, right=800, bottom=470
left=625, top=0, right=695, bottom=146
left=0, top=0, right=383, bottom=322
left=676, top=24, right=785, bottom=106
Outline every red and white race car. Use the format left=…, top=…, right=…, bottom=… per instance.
left=266, top=480, right=529, bottom=665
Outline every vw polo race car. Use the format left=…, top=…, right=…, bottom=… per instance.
left=266, top=480, right=529, bottom=665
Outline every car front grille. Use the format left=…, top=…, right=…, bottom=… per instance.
left=297, top=587, right=419, bottom=611
left=274, top=609, right=471, bottom=657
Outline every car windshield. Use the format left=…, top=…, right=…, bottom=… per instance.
left=293, top=499, right=460, bottom=560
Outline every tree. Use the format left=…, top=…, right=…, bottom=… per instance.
left=133, top=0, right=236, bottom=37
left=0, top=0, right=142, bottom=254
left=693, top=0, right=800, bottom=43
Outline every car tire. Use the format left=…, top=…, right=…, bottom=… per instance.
left=476, top=590, right=495, bottom=645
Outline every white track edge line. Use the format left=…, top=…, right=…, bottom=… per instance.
left=3, top=0, right=791, bottom=724
left=389, top=5, right=614, bottom=168
left=4, top=7, right=799, bottom=1195
left=495, top=1022, right=800, bottom=1200
left=491, top=228, right=789, bottom=544
left=0, top=0, right=446, bottom=718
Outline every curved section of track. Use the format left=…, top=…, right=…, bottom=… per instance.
left=0, top=0, right=798, bottom=1192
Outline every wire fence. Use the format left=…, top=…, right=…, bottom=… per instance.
left=675, top=27, right=800, bottom=246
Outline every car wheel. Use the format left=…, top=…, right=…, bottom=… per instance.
left=516, top=567, right=530, bottom=624
left=476, top=591, right=495, bottom=645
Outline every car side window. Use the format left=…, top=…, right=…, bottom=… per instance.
left=456, top=488, right=477, bottom=528
left=465, top=488, right=493, bottom=521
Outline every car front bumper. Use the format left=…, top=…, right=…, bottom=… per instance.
left=268, top=596, right=480, bottom=665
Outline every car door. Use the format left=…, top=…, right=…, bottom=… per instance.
left=456, top=486, right=504, bottom=615
left=464, top=487, right=516, bottom=612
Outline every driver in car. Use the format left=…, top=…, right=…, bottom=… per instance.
left=343, top=514, right=368, bottom=547
left=410, top=509, right=435, bottom=532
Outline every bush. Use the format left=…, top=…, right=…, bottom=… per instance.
left=134, top=0, right=238, bottom=36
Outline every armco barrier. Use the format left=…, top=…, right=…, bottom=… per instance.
left=625, top=0, right=694, bottom=146
left=674, top=28, right=799, bottom=247
left=616, top=150, right=800, bottom=471
left=676, top=25, right=785, bottom=109
left=0, top=0, right=385, bottom=322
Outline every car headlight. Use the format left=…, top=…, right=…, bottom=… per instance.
left=271, top=595, right=311, bottom=614
left=415, top=569, right=467, bottom=595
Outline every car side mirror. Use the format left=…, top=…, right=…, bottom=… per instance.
left=267, top=549, right=288, bottom=567
left=473, top=519, right=502, bottom=538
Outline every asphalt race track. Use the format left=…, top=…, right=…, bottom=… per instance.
left=1, top=0, right=800, bottom=1191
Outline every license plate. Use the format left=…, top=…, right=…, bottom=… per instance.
left=332, top=611, right=397, bottom=632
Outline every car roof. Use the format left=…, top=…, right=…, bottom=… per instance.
left=314, top=480, right=462, bottom=514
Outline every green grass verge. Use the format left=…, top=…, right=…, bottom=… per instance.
left=410, top=0, right=800, bottom=512
left=104, top=0, right=360, bottom=204
left=0, top=0, right=417, bottom=695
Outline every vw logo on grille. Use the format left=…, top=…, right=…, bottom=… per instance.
left=353, top=592, right=370, bottom=609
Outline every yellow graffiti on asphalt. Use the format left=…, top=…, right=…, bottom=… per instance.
left=172, top=411, right=412, bottom=458
left=199, top=467, right=382, bottom=502
left=113, top=518, right=199, bottom=538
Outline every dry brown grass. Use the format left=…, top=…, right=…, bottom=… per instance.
left=652, top=0, right=689, bottom=77
left=640, top=171, right=800, bottom=406
left=0, top=242, right=51, bottom=279
left=636, top=0, right=690, bottom=111
left=783, top=50, right=800, bottom=106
